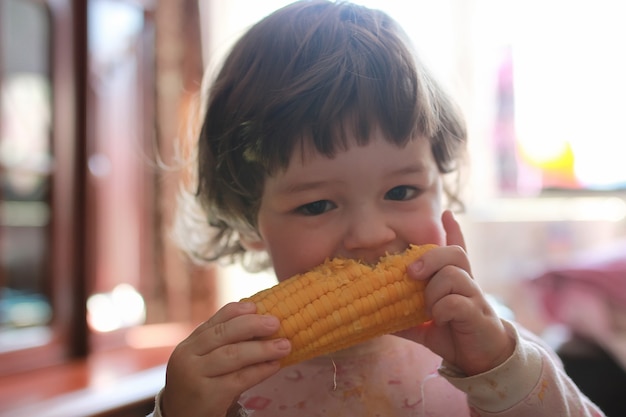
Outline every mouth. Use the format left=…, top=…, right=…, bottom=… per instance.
left=351, top=247, right=409, bottom=267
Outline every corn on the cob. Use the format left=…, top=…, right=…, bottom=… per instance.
left=241, top=244, right=436, bottom=366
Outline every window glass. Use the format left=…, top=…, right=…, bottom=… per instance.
left=510, top=0, right=626, bottom=193
left=0, top=0, right=53, bottom=351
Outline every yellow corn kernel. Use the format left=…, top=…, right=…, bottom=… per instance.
left=241, top=244, right=436, bottom=366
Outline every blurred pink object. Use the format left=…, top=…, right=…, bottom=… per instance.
left=529, top=240, right=626, bottom=368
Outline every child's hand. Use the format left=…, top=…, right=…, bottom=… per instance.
left=161, top=302, right=291, bottom=417
left=402, top=210, right=515, bottom=376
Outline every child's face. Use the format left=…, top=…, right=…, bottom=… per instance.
left=254, top=130, right=445, bottom=281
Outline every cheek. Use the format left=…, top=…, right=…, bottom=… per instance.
left=258, top=218, right=328, bottom=281
left=430, top=223, right=447, bottom=246
left=403, top=213, right=446, bottom=247
left=267, top=240, right=328, bottom=282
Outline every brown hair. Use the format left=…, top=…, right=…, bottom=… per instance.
left=180, top=0, right=466, bottom=269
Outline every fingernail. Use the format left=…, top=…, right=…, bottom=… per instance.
left=240, top=301, right=256, bottom=311
left=261, top=315, right=279, bottom=327
left=273, top=339, right=290, bottom=351
left=409, top=260, right=423, bottom=275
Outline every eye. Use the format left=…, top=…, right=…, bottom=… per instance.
left=296, top=200, right=336, bottom=216
left=385, top=185, right=418, bottom=201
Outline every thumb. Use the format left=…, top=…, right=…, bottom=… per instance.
left=442, top=210, right=466, bottom=250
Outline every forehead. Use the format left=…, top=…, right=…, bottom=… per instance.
left=279, top=132, right=435, bottom=180
left=289, top=126, right=430, bottom=164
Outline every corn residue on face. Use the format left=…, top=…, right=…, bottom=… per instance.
left=241, top=244, right=436, bottom=366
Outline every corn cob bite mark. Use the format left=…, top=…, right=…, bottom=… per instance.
left=241, top=244, right=436, bottom=366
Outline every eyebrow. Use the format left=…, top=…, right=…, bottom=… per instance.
left=279, top=179, right=340, bottom=195
left=389, top=162, right=427, bottom=176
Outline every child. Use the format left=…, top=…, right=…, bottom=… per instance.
left=151, top=1, right=605, bottom=416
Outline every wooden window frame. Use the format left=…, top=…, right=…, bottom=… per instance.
left=0, top=0, right=87, bottom=375
left=1, top=0, right=212, bottom=413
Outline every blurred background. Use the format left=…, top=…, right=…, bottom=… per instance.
left=1, top=0, right=625, bottom=416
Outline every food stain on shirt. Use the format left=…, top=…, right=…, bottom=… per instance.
left=537, top=379, right=549, bottom=402
left=284, top=369, right=304, bottom=381
left=342, top=386, right=364, bottom=399
left=402, top=394, right=422, bottom=409
left=242, top=396, right=272, bottom=410
left=486, top=377, right=507, bottom=400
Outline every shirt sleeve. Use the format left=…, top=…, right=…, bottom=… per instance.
left=439, top=320, right=606, bottom=417
left=147, top=389, right=251, bottom=417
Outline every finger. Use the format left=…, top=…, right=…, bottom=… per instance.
left=423, top=264, right=495, bottom=326
left=442, top=210, right=466, bottom=250
left=196, top=301, right=257, bottom=333
left=194, top=313, right=282, bottom=356
left=430, top=293, right=481, bottom=327
left=408, top=244, right=471, bottom=281
left=425, top=264, right=478, bottom=298
left=221, top=360, right=283, bottom=398
left=423, top=264, right=479, bottom=308
left=204, top=338, right=291, bottom=377
left=187, top=302, right=256, bottom=343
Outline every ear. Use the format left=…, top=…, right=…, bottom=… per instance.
left=239, top=231, right=267, bottom=252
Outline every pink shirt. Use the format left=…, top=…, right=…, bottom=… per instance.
left=150, top=321, right=605, bottom=417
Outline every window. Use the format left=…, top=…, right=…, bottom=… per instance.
left=0, top=0, right=56, bottom=369
left=503, top=1, right=626, bottom=194
left=0, top=0, right=207, bottom=379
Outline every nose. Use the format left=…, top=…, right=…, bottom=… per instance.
left=342, top=205, right=396, bottom=258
